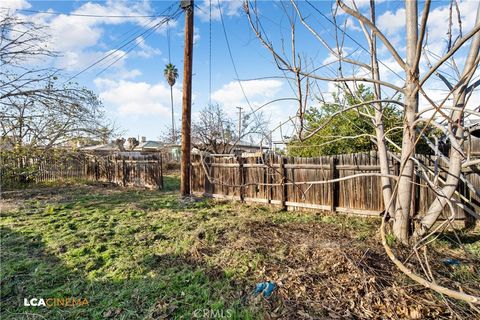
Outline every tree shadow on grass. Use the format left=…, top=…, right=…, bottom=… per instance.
left=0, top=226, right=257, bottom=320
left=162, top=175, right=180, bottom=192
left=436, top=230, right=480, bottom=249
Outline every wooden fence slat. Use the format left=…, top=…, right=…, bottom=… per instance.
left=280, top=156, right=287, bottom=211
left=330, top=156, right=337, bottom=213
left=190, top=152, right=479, bottom=221
left=3, top=153, right=164, bottom=190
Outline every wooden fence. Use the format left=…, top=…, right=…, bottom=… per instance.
left=2, top=153, right=164, bottom=189
left=191, top=151, right=479, bottom=220
left=84, top=154, right=163, bottom=189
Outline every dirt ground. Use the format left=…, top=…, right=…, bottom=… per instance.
left=1, top=183, right=479, bottom=319
left=188, top=207, right=480, bottom=319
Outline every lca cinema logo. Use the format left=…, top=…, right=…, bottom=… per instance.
left=23, top=297, right=89, bottom=308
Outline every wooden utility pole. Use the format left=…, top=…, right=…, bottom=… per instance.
left=180, top=0, right=194, bottom=196
left=170, top=85, right=175, bottom=143
left=236, top=106, right=243, bottom=139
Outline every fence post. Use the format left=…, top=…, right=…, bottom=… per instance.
left=113, top=156, right=118, bottom=185
left=94, top=157, right=99, bottom=181
left=280, top=156, right=287, bottom=211
left=330, top=156, right=337, bottom=213
left=159, top=154, right=164, bottom=190
left=238, top=155, right=245, bottom=202
left=122, top=157, right=127, bottom=187
left=84, top=157, right=88, bottom=179
left=204, top=155, right=211, bottom=195
left=267, top=154, right=273, bottom=204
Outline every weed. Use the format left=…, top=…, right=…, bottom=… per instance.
left=2, top=183, right=476, bottom=319
left=385, top=232, right=396, bottom=246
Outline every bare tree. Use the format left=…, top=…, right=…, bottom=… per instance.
left=0, top=12, right=113, bottom=153
left=245, top=0, right=480, bottom=304
left=127, top=137, right=139, bottom=150
left=158, top=125, right=181, bottom=145
left=192, top=104, right=269, bottom=153
left=115, top=138, right=126, bottom=152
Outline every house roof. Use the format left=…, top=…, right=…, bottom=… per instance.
left=82, top=143, right=117, bottom=151
left=234, top=140, right=262, bottom=148
left=82, top=140, right=165, bottom=152
left=135, top=141, right=163, bottom=150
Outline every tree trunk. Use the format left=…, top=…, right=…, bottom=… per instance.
left=370, top=0, right=394, bottom=218
left=418, top=5, right=480, bottom=235
left=393, top=0, right=418, bottom=243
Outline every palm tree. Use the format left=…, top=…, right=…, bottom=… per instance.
left=164, top=63, right=178, bottom=143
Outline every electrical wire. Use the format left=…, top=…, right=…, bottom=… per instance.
left=305, top=0, right=406, bottom=81
left=5, top=8, right=162, bottom=18
left=93, top=14, right=165, bottom=72
left=104, top=3, right=179, bottom=55
left=167, top=16, right=171, bottom=63
left=209, top=0, right=212, bottom=106
left=95, top=10, right=183, bottom=78
left=65, top=5, right=180, bottom=83
left=216, top=0, right=261, bottom=126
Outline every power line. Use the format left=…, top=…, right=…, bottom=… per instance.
left=104, top=17, right=157, bottom=53
left=95, top=10, right=183, bottom=78
left=4, top=8, right=162, bottom=18
left=209, top=0, right=212, bottom=106
left=65, top=6, right=180, bottom=82
left=216, top=0, right=261, bottom=125
left=93, top=13, right=164, bottom=72
left=304, top=0, right=405, bottom=82
left=167, top=19, right=172, bottom=63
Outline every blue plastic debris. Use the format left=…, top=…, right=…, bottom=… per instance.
left=253, top=281, right=276, bottom=298
left=443, top=258, right=461, bottom=266
left=254, top=282, right=267, bottom=296
left=263, top=281, right=276, bottom=298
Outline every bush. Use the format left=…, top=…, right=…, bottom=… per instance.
left=164, top=161, right=180, bottom=171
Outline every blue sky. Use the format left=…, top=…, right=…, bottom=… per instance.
left=3, top=0, right=479, bottom=141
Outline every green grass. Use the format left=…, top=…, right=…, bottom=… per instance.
left=1, top=177, right=260, bottom=319
left=0, top=176, right=378, bottom=319
left=6, top=176, right=475, bottom=319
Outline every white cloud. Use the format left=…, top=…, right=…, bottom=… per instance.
left=321, top=47, right=355, bottom=66
left=95, top=78, right=182, bottom=116
left=30, top=2, right=154, bottom=51
left=377, top=8, right=405, bottom=36
left=48, top=15, right=104, bottom=52
left=3, top=0, right=31, bottom=11
left=336, top=0, right=386, bottom=15
left=424, top=0, right=478, bottom=55
left=211, top=79, right=299, bottom=140
left=345, top=0, right=380, bottom=9
left=133, top=36, right=161, bottom=58
left=20, top=0, right=166, bottom=71
left=72, top=0, right=154, bottom=26
left=345, top=17, right=361, bottom=31
left=211, top=79, right=284, bottom=111
left=58, top=48, right=131, bottom=72
left=376, top=0, right=478, bottom=52
left=378, top=57, right=405, bottom=87
left=194, top=26, right=201, bottom=44
left=197, top=0, right=244, bottom=22
left=115, top=68, right=142, bottom=79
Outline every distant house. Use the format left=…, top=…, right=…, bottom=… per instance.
left=192, top=139, right=264, bottom=155
left=160, top=143, right=181, bottom=162
left=81, top=137, right=182, bottom=162
left=82, top=142, right=119, bottom=154
left=466, top=119, right=480, bottom=158
left=0, top=136, right=15, bottom=151
left=136, top=139, right=162, bottom=152
left=231, top=140, right=263, bottom=154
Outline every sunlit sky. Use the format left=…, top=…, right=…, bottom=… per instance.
left=3, top=0, right=479, bottom=141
